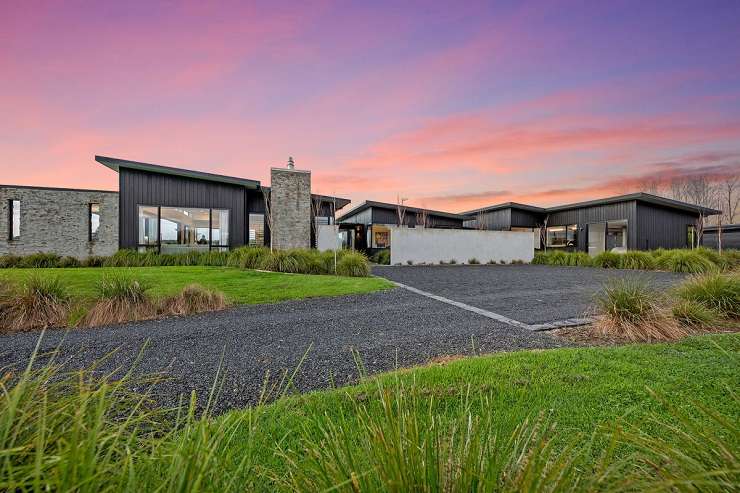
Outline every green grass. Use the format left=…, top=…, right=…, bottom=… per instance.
left=1, top=334, right=737, bottom=491
left=0, top=266, right=393, bottom=305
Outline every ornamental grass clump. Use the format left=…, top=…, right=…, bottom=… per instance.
left=671, top=300, right=720, bottom=328
left=657, top=249, right=715, bottom=273
left=619, top=251, right=657, bottom=270
left=162, top=283, right=228, bottom=316
left=0, top=276, right=70, bottom=332
left=547, top=250, right=569, bottom=265
left=81, top=274, right=156, bottom=327
left=567, top=252, right=592, bottom=266
left=594, top=279, right=686, bottom=341
left=235, top=246, right=271, bottom=269
left=336, top=251, right=370, bottom=277
left=592, top=251, right=621, bottom=268
left=259, top=250, right=302, bottom=273
left=675, top=273, right=740, bottom=320
left=18, top=252, right=61, bottom=268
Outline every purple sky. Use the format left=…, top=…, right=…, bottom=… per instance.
left=2, top=0, right=739, bottom=210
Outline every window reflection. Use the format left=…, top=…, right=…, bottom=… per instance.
left=138, top=206, right=158, bottom=246
left=89, top=203, right=100, bottom=241
left=160, top=207, right=210, bottom=253
left=249, top=213, right=264, bottom=246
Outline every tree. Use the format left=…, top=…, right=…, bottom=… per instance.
left=719, top=175, right=739, bottom=224
left=396, top=194, right=407, bottom=226
left=416, top=208, right=429, bottom=228
left=262, top=188, right=274, bottom=251
left=310, top=194, right=324, bottom=248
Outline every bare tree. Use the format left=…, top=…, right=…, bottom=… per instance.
left=396, top=194, right=407, bottom=226
left=262, top=188, right=274, bottom=251
left=670, top=178, right=689, bottom=203
left=310, top=194, right=323, bottom=248
left=719, top=175, right=739, bottom=224
left=636, top=176, right=662, bottom=195
left=538, top=214, right=549, bottom=252
left=416, top=208, right=429, bottom=228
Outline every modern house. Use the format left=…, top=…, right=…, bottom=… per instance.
left=1, top=156, right=349, bottom=258
left=702, top=224, right=740, bottom=250
left=463, top=193, right=721, bottom=254
left=336, top=201, right=466, bottom=255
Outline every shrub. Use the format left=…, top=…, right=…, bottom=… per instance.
left=593, top=279, right=686, bottom=341
left=449, top=259, right=458, bottom=265
left=336, top=251, right=370, bottom=277
left=19, top=252, right=61, bottom=268
left=657, top=249, right=716, bottom=273
left=57, top=256, right=81, bottom=268
left=236, top=247, right=271, bottom=270
left=287, top=249, right=324, bottom=274
left=162, top=284, right=228, bottom=316
left=592, top=251, right=621, bottom=268
left=0, top=254, right=22, bottom=268
left=0, top=276, right=70, bottom=332
left=544, top=250, right=567, bottom=266
left=721, top=249, right=740, bottom=269
left=82, top=255, right=107, bottom=267
left=259, top=250, right=302, bottom=273
left=81, top=274, right=156, bottom=327
left=406, top=260, right=414, bottom=265
left=676, top=273, right=739, bottom=319
left=104, top=249, right=143, bottom=267
left=671, top=300, right=719, bottom=328
left=567, top=252, right=592, bottom=267
left=468, top=258, right=480, bottom=264
left=371, top=250, right=390, bottom=265
left=531, top=252, right=549, bottom=264
left=694, top=247, right=729, bottom=270
left=619, top=251, right=657, bottom=270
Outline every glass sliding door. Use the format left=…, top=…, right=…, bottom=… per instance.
left=137, top=206, right=230, bottom=253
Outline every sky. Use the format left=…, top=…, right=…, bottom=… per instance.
left=2, top=0, right=739, bottom=212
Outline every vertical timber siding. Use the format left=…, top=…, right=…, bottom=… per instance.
left=119, top=169, right=247, bottom=249
left=548, top=201, right=638, bottom=251
left=635, top=202, right=698, bottom=250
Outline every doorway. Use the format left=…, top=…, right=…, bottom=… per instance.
left=587, top=223, right=605, bottom=256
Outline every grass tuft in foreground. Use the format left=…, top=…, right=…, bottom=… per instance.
left=0, top=275, right=70, bottom=331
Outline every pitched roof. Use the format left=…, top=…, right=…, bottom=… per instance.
left=460, top=193, right=721, bottom=217
left=96, top=155, right=261, bottom=189
left=338, top=200, right=466, bottom=222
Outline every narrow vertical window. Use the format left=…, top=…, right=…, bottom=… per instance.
left=89, top=203, right=100, bottom=241
left=9, top=199, right=20, bottom=240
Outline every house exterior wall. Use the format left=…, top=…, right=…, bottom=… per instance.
left=0, top=186, right=118, bottom=258
left=635, top=202, right=698, bottom=250
left=389, top=227, right=534, bottom=265
left=702, top=227, right=740, bottom=250
left=270, top=168, right=311, bottom=249
left=118, top=168, right=248, bottom=250
left=548, top=201, right=638, bottom=251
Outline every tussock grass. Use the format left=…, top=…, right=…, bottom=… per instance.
left=676, top=273, right=739, bottom=319
left=0, top=276, right=70, bottom=332
left=80, top=274, right=157, bottom=327
left=336, top=251, right=370, bottom=277
left=594, top=279, right=687, bottom=341
left=259, top=250, right=302, bottom=273
left=0, top=254, right=22, bottom=268
left=592, top=251, right=622, bottom=268
left=547, top=250, right=570, bottom=266
left=672, top=300, right=720, bottom=328
left=620, top=251, right=657, bottom=270
left=468, top=257, right=480, bottom=264
left=162, top=284, right=228, bottom=316
left=370, top=250, right=391, bottom=265
left=658, top=249, right=716, bottom=273
left=567, top=252, right=592, bottom=266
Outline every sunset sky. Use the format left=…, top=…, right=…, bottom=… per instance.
left=2, top=1, right=739, bottom=212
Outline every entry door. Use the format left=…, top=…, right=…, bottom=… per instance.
left=587, top=223, right=605, bottom=256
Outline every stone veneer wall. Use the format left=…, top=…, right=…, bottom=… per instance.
left=0, top=186, right=119, bottom=258
left=269, top=168, right=311, bottom=250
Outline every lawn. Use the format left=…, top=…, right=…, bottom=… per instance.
left=2, top=333, right=738, bottom=490
left=0, top=266, right=394, bottom=304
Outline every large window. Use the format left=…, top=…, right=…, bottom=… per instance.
left=249, top=213, right=264, bottom=246
left=371, top=225, right=391, bottom=248
left=137, top=206, right=230, bottom=252
left=546, top=224, right=577, bottom=247
left=89, top=203, right=100, bottom=241
left=8, top=199, right=20, bottom=240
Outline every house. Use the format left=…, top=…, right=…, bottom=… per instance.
left=336, top=201, right=466, bottom=255
left=0, top=156, right=349, bottom=258
left=702, top=224, right=740, bottom=250
left=463, top=193, right=721, bottom=254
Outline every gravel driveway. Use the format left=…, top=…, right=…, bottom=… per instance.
left=374, top=264, right=685, bottom=324
left=0, top=287, right=566, bottom=413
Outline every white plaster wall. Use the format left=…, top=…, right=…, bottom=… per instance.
left=317, top=224, right=339, bottom=251
left=389, top=227, right=534, bottom=265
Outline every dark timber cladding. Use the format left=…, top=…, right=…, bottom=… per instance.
left=118, top=168, right=252, bottom=249
left=635, top=202, right=701, bottom=250
left=547, top=200, right=638, bottom=251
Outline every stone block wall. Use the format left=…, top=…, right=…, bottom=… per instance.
left=269, top=168, right=311, bottom=249
left=0, top=186, right=119, bottom=258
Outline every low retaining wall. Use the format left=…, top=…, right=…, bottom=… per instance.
left=389, top=227, right=534, bottom=265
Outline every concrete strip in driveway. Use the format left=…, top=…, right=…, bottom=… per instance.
left=0, top=288, right=567, bottom=414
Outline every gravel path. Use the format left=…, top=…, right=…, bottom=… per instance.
left=0, top=287, right=567, bottom=413
left=374, top=264, right=685, bottom=324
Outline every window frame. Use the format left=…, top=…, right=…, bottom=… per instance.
left=136, top=205, right=231, bottom=253
left=546, top=224, right=577, bottom=248
left=89, top=203, right=101, bottom=242
left=8, top=199, right=20, bottom=240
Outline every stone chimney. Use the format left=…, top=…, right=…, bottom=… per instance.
left=270, top=158, right=311, bottom=249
